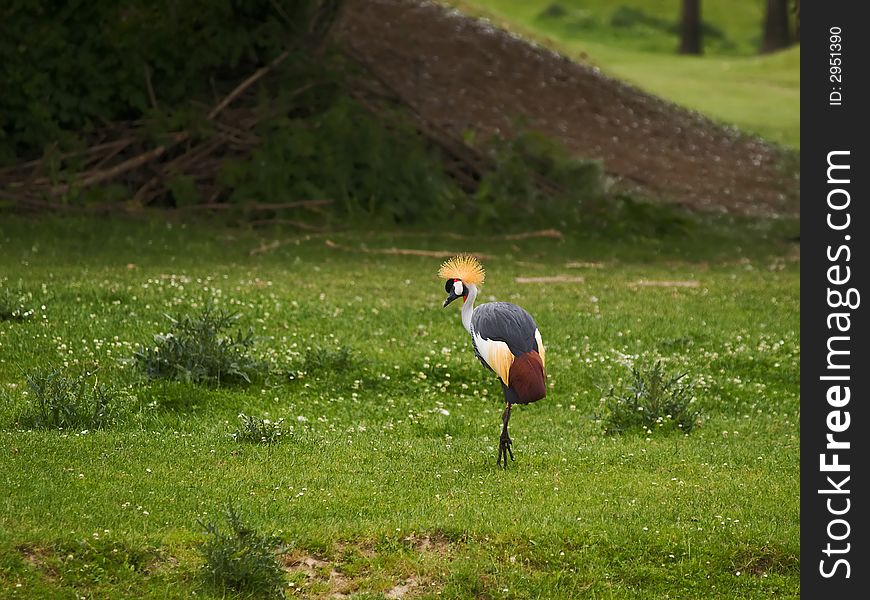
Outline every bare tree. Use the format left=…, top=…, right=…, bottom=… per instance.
left=793, top=0, right=800, bottom=43
left=761, top=0, right=791, bottom=53
left=678, top=0, right=702, bottom=55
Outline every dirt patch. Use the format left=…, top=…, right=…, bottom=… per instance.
left=733, top=546, right=800, bottom=577
left=386, top=575, right=421, bottom=598
left=282, top=553, right=357, bottom=598
left=16, top=544, right=58, bottom=581
left=145, top=553, right=179, bottom=575
left=336, top=0, right=799, bottom=217
left=405, top=533, right=450, bottom=555
left=17, top=544, right=49, bottom=569
left=282, top=546, right=436, bottom=599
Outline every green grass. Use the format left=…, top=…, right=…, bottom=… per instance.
left=0, top=215, right=799, bottom=598
left=456, top=0, right=775, bottom=55
left=447, top=0, right=800, bottom=148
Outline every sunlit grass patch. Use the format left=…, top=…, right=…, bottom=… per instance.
left=0, top=216, right=799, bottom=598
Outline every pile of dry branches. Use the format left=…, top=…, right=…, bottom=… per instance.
left=0, top=46, right=562, bottom=224
left=0, top=50, right=325, bottom=218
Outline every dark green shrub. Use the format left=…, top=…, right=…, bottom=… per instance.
left=473, top=128, right=606, bottom=229
left=536, top=3, right=598, bottom=31
left=598, top=361, right=700, bottom=435
left=0, top=287, right=34, bottom=321
left=233, top=413, right=288, bottom=444
left=1, top=0, right=342, bottom=164
left=595, top=193, right=694, bottom=238
left=199, top=507, right=286, bottom=598
left=20, top=367, right=118, bottom=430
left=219, top=97, right=463, bottom=225
left=133, top=304, right=267, bottom=385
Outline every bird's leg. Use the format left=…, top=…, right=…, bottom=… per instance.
left=497, top=403, right=514, bottom=468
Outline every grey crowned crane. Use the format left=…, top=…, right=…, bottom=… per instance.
left=439, top=255, right=546, bottom=468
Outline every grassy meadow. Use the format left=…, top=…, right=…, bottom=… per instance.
left=0, top=215, right=800, bottom=598
left=449, top=0, right=800, bottom=148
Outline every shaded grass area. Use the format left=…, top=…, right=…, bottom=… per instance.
left=448, top=0, right=800, bottom=148
left=0, top=215, right=799, bottom=598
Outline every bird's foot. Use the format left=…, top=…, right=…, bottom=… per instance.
left=497, top=432, right=514, bottom=468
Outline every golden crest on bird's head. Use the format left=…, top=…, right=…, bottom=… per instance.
left=438, top=254, right=485, bottom=285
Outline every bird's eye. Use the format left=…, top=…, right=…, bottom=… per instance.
left=444, top=279, right=455, bottom=293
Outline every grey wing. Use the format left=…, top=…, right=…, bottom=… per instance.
left=471, top=302, right=539, bottom=356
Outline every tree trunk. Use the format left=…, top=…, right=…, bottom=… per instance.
left=793, top=0, right=800, bottom=43
left=678, top=0, right=702, bottom=55
left=761, top=0, right=791, bottom=53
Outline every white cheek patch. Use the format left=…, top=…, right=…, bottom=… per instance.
left=453, top=280, right=464, bottom=295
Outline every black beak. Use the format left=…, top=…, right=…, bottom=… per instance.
left=443, top=291, right=460, bottom=307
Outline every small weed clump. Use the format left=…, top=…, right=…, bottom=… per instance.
left=198, top=507, right=286, bottom=598
left=134, top=304, right=267, bottom=385
left=598, top=361, right=700, bottom=435
left=0, top=287, right=35, bottom=322
left=20, top=367, right=118, bottom=430
left=233, top=413, right=288, bottom=445
left=289, top=344, right=358, bottom=380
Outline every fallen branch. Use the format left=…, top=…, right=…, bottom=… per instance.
left=144, top=64, right=158, bottom=110
left=177, top=199, right=333, bottom=211
left=501, top=229, right=563, bottom=240
left=48, top=132, right=190, bottom=196
left=0, top=137, right=136, bottom=178
left=632, top=280, right=700, bottom=288
left=249, top=218, right=330, bottom=231
left=334, top=229, right=565, bottom=242
left=250, top=240, right=286, bottom=256
left=565, top=261, right=605, bottom=269
left=515, top=275, right=585, bottom=284
left=208, top=49, right=291, bottom=120
left=4, top=46, right=297, bottom=203
left=324, top=239, right=490, bottom=259
left=89, top=138, right=136, bottom=172
left=4, top=197, right=144, bottom=216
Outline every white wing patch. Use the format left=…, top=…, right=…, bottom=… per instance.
left=473, top=333, right=515, bottom=385
left=535, top=328, right=545, bottom=368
